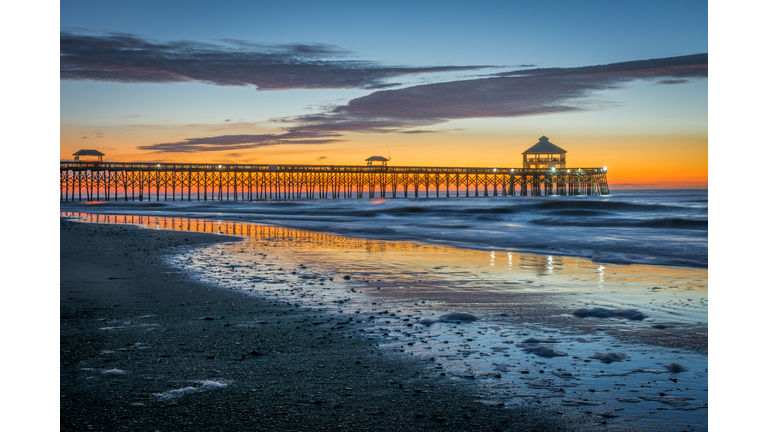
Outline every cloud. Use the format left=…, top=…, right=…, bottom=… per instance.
left=139, top=54, right=707, bottom=153
left=138, top=131, right=344, bottom=153
left=277, top=53, right=708, bottom=134
left=60, top=32, right=492, bottom=90
left=491, top=54, right=707, bottom=79
left=656, top=78, right=693, bottom=85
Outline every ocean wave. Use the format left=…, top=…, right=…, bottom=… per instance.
left=542, top=210, right=610, bottom=217
left=526, top=200, right=685, bottom=212
left=60, top=189, right=708, bottom=269
left=529, top=217, right=708, bottom=230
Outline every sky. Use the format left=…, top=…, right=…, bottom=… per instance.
left=59, top=0, right=708, bottom=188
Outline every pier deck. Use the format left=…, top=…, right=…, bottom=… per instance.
left=60, top=162, right=610, bottom=201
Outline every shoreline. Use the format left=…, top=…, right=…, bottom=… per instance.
left=60, top=219, right=575, bottom=431
left=62, top=212, right=708, bottom=354
left=59, top=189, right=709, bottom=271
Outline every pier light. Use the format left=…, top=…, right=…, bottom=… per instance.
left=604, top=167, right=607, bottom=172
left=510, top=169, right=514, bottom=172
left=493, top=168, right=497, bottom=172
left=219, top=165, right=222, bottom=169
left=567, top=170, right=571, bottom=173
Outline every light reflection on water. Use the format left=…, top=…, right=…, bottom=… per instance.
left=63, top=211, right=708, bottom=431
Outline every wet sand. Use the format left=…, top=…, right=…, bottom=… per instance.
left=60, top=219, right=579, bottom=431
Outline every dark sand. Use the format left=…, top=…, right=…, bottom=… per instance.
left=60, top=219, right=588, bottom=431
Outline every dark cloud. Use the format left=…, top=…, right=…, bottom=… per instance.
left=60, top=32, right=492, bottom=90
left=139, top=54, right=707, bottom=153
left=139, top=132, right=344, bottom=153
left=215, top=39, right=354, bottom=56
left=493, top=54, right=707, bottom=79
left=399, top=130, right=440, bottom=134
left=656, top=78, right=693, bottom=85
left=279, top=53, right=708, bottom=134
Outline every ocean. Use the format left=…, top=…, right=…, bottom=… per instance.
left=60, top=188, right=708, bottom=430
left=60, top=189, right=708, bottom=269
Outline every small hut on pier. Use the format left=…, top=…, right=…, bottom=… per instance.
left=366, top=156, right=390, bottom=167
left=522, top=136, right=566, bottom=169
left=73, top=149, right=105, bottom=162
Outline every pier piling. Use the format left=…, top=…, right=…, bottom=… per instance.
left=60, top=163, right=610, bottom=201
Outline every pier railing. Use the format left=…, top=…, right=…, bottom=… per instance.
left=60, top=162, right=609, bottom=201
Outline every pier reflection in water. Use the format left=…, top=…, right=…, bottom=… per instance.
left=62, top=211, right=708, bottom=430
left=63, top=211, right=707, bottom=326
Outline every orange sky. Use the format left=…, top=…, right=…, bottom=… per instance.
left=60, top=123, right=707, bottom=189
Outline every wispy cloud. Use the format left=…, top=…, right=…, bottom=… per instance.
left=138, top=131, right=344, bottom=153
left=277, top=54, right=708, bottom=134
left=60, top=32, right=492, bottom=90
left=138, top=54, right=707, bottom=153
left=398, top=130, right=441, bottom=134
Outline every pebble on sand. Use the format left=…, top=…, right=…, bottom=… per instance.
left=521, top=345, right=568, bottom=358
left=419, top=312, right=479, bottom=326
left=572, top=308, right=648, bottom=321
left=664, top=363, right=688, bottom=373
left=588, top=352, right=628, bottom=364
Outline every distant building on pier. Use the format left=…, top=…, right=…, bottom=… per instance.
left=73, top=149, right=105, bottom=162
left=366, top=156, right=390, bottom=167
left=522, top=136, right=566, bottom=169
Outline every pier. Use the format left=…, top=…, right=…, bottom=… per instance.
left=59, top=162, right=610, bottom=201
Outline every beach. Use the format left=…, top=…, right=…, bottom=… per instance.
left=60, top=219, right=575, bottom=431
left=60, top=208, right=708, bottom=431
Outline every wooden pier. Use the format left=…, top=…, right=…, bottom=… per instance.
left=60, top=162, right=610, bottom=201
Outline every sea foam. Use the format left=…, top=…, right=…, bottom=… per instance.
left=151, top=380, right=229, bottom=400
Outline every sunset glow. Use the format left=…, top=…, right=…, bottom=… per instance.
left=60, top=1, right=707, bottom=189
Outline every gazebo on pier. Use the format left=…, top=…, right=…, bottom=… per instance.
left=366, top=156, right=390, bottom=167
left=73, top=149, right=105, bottom=162
left=522, top=136, right=566, bottom=169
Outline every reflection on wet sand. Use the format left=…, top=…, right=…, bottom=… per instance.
left=63, top=211, right=708, bottom=430
left=64, top=212, right=705, bottom=284
left=63, top=211, right=707, bottom=345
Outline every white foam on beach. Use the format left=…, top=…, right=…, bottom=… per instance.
left=102, top=369, right=126, bottom=375
left=151, top=380, right=229, bottom=401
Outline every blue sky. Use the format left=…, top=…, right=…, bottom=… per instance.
left=61, top=0, right=707, bottom=66
left=58, top=0, right=708, bottom=186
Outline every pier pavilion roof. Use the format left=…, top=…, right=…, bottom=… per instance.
left=365, top=156, right=390, bottom=162
left=73, top=149, right=105, bottom=157
left=522, top=136, right=567, bottom=154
